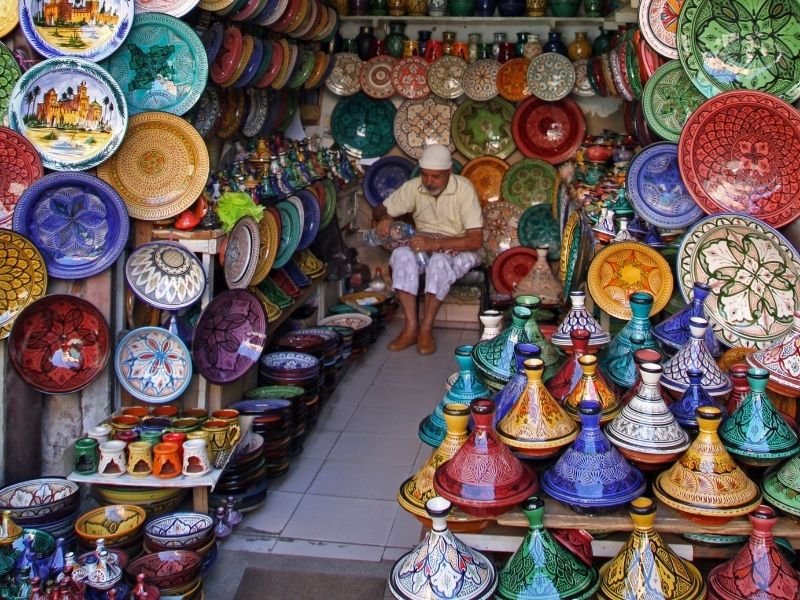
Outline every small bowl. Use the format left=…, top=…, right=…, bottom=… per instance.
left=0, top=478, right=80, bottom=523
left=152, top=405, right=179, bottom=419
left=74, top=505, right=147, bottom=546
left=139, top=417, right=172, bottom=432
left=170, top=418, right=201, bottom=433
left=144, top=513, right=213, bottom=549
left=125, top=550, right=203, bottom=590
left=181, top=408, right=208, bottom=422
left=122, top=406, right=151, bottom=419
left=110, top=415, right=140, bottom=430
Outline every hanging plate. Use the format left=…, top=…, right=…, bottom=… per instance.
left=331, top=92, right=395, bottom=158
left=0, top=230, right=47, bottom=340
left=225, top=216, right=260, bottom=290
left=639, top=0, right=682, bottom=58
left=392, top=56, right=430, bottom=100
left=511, top=96, right=585, bottom=164
left=250, top=209, right=280, bottom=286
left=0, top=126, right=42, bottom=230
left=500, top=158, right=558, bottom=210
left=517, top=204, right=560, bottom=261
left=325, top=52, right=362, bottom=96
left=135, top=0, right=199, bottom=16
left=393, top=96, right=457, bottom=159
left=0, top=42, right=21, bottom=124
left=125, top=241, right=205, bottom=311
left=560, top=211, right=582, bottom=298
left=496, top=57, right=531, bottom=102
left=491, top=247, right=538, bottom=295
left=482, top=200, right=523, bottom=262
left=642, top=60, right=704, bottom=142
left=362, top=155, right=414, bottom=208
left=295, top=189, right=321, bottom=251
left=0, top=0, right=17, bottom=38
left=461, top=58, right=500, bottom=101
left=527, top=52, right=575, bottom=101
left=451, top=97, right=516, bottom=160
left=461, top=155, right=509, bottom=206
left=427, top=55, right=467, bottom=100
left=273, top=200, right=302, bottom=269
left=116, top=326, right=192, bottom=403
left=190, top=85, right=222, bottom=138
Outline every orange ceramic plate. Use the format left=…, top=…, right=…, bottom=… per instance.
left=461, top=156, right=509, bottom=206
left=271, top=39, right=295, bottom=90
left=221, top=33, right=253, bottom=88
left=496, top=57, right=531, bottom=102
left=304, top=51, right=330, bottom=89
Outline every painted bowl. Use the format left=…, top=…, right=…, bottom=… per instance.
left=144, top=530, right=216, bottom=556
left=125, top=550, right=203, bottom=589
left=181, top=408, right=209, bottom=422
left=0, top=478, right=80, bottom=524
left=77, top=547, right=129, bottom=569
left=91, top=487, right=189, bottom=518
left=74, top=505, right=148, bottom=546
left=144, top=513, right=214, bottom=549
left=160, top=574, right=202, bottom=597
left=12, top=528, right=55, bottom=557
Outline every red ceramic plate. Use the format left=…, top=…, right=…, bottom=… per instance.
left=255, top=41, right=283, bottom=89
left=210, top=26, right=243, bottom=85
left=391, top=56, right=430, bottom=100
left=270, top=0, right=301, bottom=33
left=512, top=96, right=586, bottom=164
left=491, top=247, right=538, bottom=295
left=9, top=294, right=110, bottom=394
left=0, top=127, right=43, bottom=229
left=678, top=90, right=800, bottom=228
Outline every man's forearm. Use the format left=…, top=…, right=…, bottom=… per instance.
left=422, top=229, right=483, bottom=252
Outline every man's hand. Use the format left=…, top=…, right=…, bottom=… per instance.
left=376, top=217, right=393, bottom=238
left=409, top=235, right=435, bottom=252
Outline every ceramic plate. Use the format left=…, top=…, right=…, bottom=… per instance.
left=427, top=55, right=466, bottom=100
left=314, top=178, right=337, bottom=229
left=0, top=126, right=42, bottom=229
left=481, top=201, right=523, bottom=262
left=273, top=200, right=301, bottom=269
left=496, top=57, right=531, bottom=102
left=560, top=211, right=582, bottom=297
left=325, top=52, right=361, bottom=96
left=527, top=52, right=575, bottom=102
left=393, top=96, right=456, bottom=159
left=135, top=0, right=199, bottom=16
left=609, top=45, right=634, bottom=101
left=362, top=155, right=414, bottom=208
left=210, top=25, right=243, bottom=86
left=96, top=111, right=209, bottom=221
left=626, top=141, right=703, bottom=229
left=0, top=0, right=17, bottom=38
left=250, top=209, right=279, bottom=286
left=587, top=241, right=674, bottom=319
left=392, top=56, right=430, bottom=100
left=678, top=90, right=800, bottom=228
left=642, top=60, right=704, bottom=142
left=678, top=213, right=800, bottom=348
left=9, top=57, right=127, bottom=171
left=491, top=247, right=538, bottom=295
left=12, top=172, right=129, bottom=280
left=461, top=156, right=508, bottom=206
left=224, top=216, right=260, bottom=290
left=20, top=0, right=132, bottom=60
left=0, top=42, right=21, bottom=124
left=639, top=0, right=682, bottom=58
left=125, top=241, right=205, bottom=311
left=304, top=51, right=330, bottom=90
left=461, top=59, right=500, bottom=101
left=116, top=326, right=192, bottom=403
left=678, top=0, right=800, bottom=101
left=317, top=313, right=371, bottom=330
left=191, top=86, right=221, bottom=137
left=451, top=97, right=516, bottom=160
left=9, top=294, right=109, bottom=394
left=331, top=92, right=395, bottom=158
left=242, top=88, right=269, bottom=138
left=192, top=290, right=267, bottom=384
left=571, top=59, right=595, bottom=97
left=517, top=204, right=560, bottom=261
left=0, top=231, right=47, bottom=340
left=501, top=158, right=558, bottom=210
left=237, top=38, right=267, bottom=89
left=511, top=96, right=585, bottom=165
left=359, top=55, right=396, bottom=99
left=102, top=13, right=207, bottom=116
left=295, top=189, right=321, bottom=251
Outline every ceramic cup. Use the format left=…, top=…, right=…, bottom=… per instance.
left=74, top=438, right=99, bottom=474
left=88, top=424, right=113, bottom=444
left=202, top=419, right=241, bottom=466
left=110, top=415, right=139, bottom=434
left=169, top=417, right=201, bottom=433
left=182, top=408, right=209, bottom=423
left=152, top=442, right=181, bottom=479
left=182, top=439, right=211, bottom=477
left=121, top=406, right=150, bottom=419
left=152, top=405, right=179, bottom=419
left=211, top=409, right=240, bottom=427
left=98, top=440, right=127, bottom=477
left=126, top=441, right=153, bottom=477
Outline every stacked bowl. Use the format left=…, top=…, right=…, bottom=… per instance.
left=0, top=478, right=81, bottom=550
left=233, top=395, right=296, bottom=479
left=74, top=505, right=148, bottom=558
left=125, top=549, right=203, bottom=598
left=91, top=485, right=189, bottom=517
left=318, top=313, right=374, bottom=358
left=143, top=512, right=217, bottom=573
left=212, top=431, right=268, bottom=512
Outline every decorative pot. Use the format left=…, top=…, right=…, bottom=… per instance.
left=497, top=0, right=524, bottom=14
left=600, top=292, right=659, bottom=389
left=542, top=31, right=568, bottom=55
left=427, top=0, right=447, bottom=17
left=448, top=0, right=475, bottom=16
left=479, top=310, right=504, bottom=341
left=472, top=306, right=533, bottom=391
left=182, top=439, right=212, bottom=477
left=475, top=0, right=495, bottom=16
left=467, top=33, right=483, bottom=63
left=513, top=248, right=562, bottom=308
left=763, top=454, right=800, bottom=521
left=355, top=26, right=378, bottom=60
left=661, top=317, right=731, bottom=399
left=514, top=295, right=562, bottom=380
left=546, top=329, right=613, bottom=404
left=525, top=0, right=545, bottom=16
left=385, top=22, right=408, bottom=58
left=670, top=367, right=727, bottom=433
left=74, top=438, right=99, bottom=475
left=748, top=310, right=800, bottom=397
left=493, top=343, right=541, bottom=425
left=619, top=347, right=666, bottom=405
left=98, top=441, right=127, bottom=477
left=522, top=34, right=543, bottom=59
left=653, top=282, right=721, bottom=357
left=126, top=441, right=153, bottom=478
left=567, top=32, right=592, bottom=61
left=552, top=291, right=611, bottom=352
left=563, top=355, right=621, bottom=425
left=152, top=442, right=181, bottom=479
left=388, top=0, right=406, bottom=15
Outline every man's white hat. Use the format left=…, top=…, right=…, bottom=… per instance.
left=418, top=144, right=453, bottom=170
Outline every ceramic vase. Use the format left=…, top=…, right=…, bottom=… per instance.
left=427, top=0, right=447, bottom=17
left=596, top=497, right=707, bottom=600
left=620, top=347, right=666, bottom=405
left=522, top=33, right=543, bottom=59
left=406, top=0, right=427, bottom=14
left=552, top=291, right=611, bottom=352
left=543, top=30, right=568, bottom=54
left=600, top=292, right=659, bottom=389
left=356, top=26, right=378, bottom=60
left=563, top=355, right=621, bottom=425
left=417, top=30, right=432, bottom=56
left=671, top=368, right=727, bottom=433
left=707, top=505, right=800, bottom=600
left=661, top=317, right=731, bottom=399
left=515, top=32, right=530, bottom=56
left=567, top=32, right=592, bottom=60
left=546, top=329, right=608, bottom=404
left=719, top=368, right=800, bottom=467
left=653, top=406, right=761, bottom=526
left=493, top=343, right=541, bottom=425
left=98, top=440, right=126, bottom=477
left=496, top=359, right=578, bottom=459
left=585, top=0, right=602, bottom=15
left=389, top=497, right=497, bottom=599
left=388, top=0, right=406, bottom=15
left=593, top=27, right=613, bottom=53
left=433, top=399, right=538, bottom=518
left=513, top=248, right=562, bottom=308
left=496, top=496, right=600, bottom=600
left=472, top=306, right=533, bottom=391
left=420, top=345, right=490, bottom=447
left=514, top=295, right=563, bottom=380
left=475, top=0, right=495, bottom=15
left=763, top=454, right=800, bottom=521
left=653, top=282, right=721, bottom=357
left=605, top=363, right=690, bottom=470
left=749, top=311, right=800, bottom=397
left=479, top=309, right=504, bottom=341
left=385, top=22, right=408, bottom=58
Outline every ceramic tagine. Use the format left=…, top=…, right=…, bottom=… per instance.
left=718, top=368, right=800, bottom=467
left=725, top=363, right=752, bottom=415
left=620, top=347, right=666, bottom=405
left=653, top=406, right=762, bottom=526
left=514, top=295, right=562, bottom=380
left=542, top=400, right=646, bottom=514
left=472, top=306, right=533, bottom=391
left=600, top=292, right=659, bottom=389
left=389, top=497, right=497, bottom=600
left=496, top=359, right=578, bottom=459
left=546, top=329, right=610, bottom=404
left=419, top=345, right=490, bottom=448
left=654, top=282, right=721, bottom=357
left=551, top=291, right=611, bottom=352
left=707, top=505, right=800, bottom=600
left=748, top=311, right=800, bottom=397
left=670, top=368, right=727, bottom=433
left=433, top=399, right=538, bottom=519
left=493, top=343, right=542, bottom=425
left=479, top=309, right=504, bottom=341
left=762, top=454, right=800, bottom=521
left=596, top=497, right=707, bottom=600
left=399, top=403, right=487, bottom=533
left=563, top=355, right=621, bottom=425
left=605, top=363, right=690, bottom=470
left=495, top=496, right=600, bottom=600
left=513, top=247, right=562, bottom=308
left=660, top=317, right=731, bottom=399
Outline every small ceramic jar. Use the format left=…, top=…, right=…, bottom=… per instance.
left=126, top=441, right=153, bottom=477
left=183, top=440, right=211, bottom=477
left=87, top=424, right=113, bottom=444
left=162, top=432, right=187, bottom=462
left=152, top=442, right=182, bottom=479
left=98, top=440, right=127, bottom=477
left=202, top=419, right=240, bottom=466
left=74, top=438, right=99, bottom=474
left=441, top=31, right=457, bottom=55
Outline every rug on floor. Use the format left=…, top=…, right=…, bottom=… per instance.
left=233, top=566, right=388, bottom=599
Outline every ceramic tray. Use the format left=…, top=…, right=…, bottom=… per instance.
left=678, top=213, right=800, bottom=349
left=461, top=59, right=500, bottom=101
left=527, top=52, right=575, bottom=101
left=642, top=60, right=704, bottom=142
left=324, top=52, right=361, bottom=96
left=362, top=155, right=414, bottom=208
left=250, top=209, right=279, bottom=286
left=116, top=326, right=192, bottom=403
left=427, top=55, right=467, bottom=100
left=193, top=290, right=267, bottom=384
left=125, top=241, right=205, bottom=311
left=0, top=230, right=47, bottom=340
left=190, top=86, right=222, bottom=138
left=451, top=97, right=516, bottom=160
left=496, top=57, right=531, bottom=102
left=12, top=172, right=129, bottom=280
left=9, top=294, right=110, bottom=394
left=393, top=96, right=457, bottom=159
left=481, top=201, right=523, bottom=262
left=491, top=246, right=538, bottom=295
left=96, top=111, right=209, bottom=221
left=224, top=216, right=260, bottom=290
left=331, top=92, right=395, bottom=158
left=461, top=156, right=508, bottom=206
left=359, top=55, right=396, bottom=99
left=0, top=42, right=21, bottom=124
left=0, top=126, right=42, bottom=230
left=501, top=158, right=558, bottom=210
left=587, top=241, right=673, bottom=319
left=511, top=96, right=585, bottom=164
left=392, top=56, right=430, bottom=100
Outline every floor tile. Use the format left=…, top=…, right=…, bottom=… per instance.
left=269, top=458, right=324, bottom=494
left=301, top=430, right=340, bottom=460
left=376, top=365, right=450, bottom=388
left=345, top=406, right=429, bottom=437
left=387, top=508, right=424, bottom=548
left=382, top=547, right=411, bottom=562
left=328, top=431, right=422, bottom=466
left=318, top=401, right=359, bottom=432
left=241, top=491, right=303, bottom=535
left=308, top=460, right=412, bottom=500
left=282, top=495, right=397, bottom=546
left=223, top=532, right=278, bottom=554
left=360, top=383, right=441, bottom=412
left=270, top=539, right=385, bottom=562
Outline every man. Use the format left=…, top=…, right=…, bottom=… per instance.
left=372, top=145, right=483, bottom=355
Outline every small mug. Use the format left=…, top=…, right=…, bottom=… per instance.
left=74, top=438, right=99, bottom=474
left=182, top=439, right=211, bottom=477
left=98, top=440, right=127, bottom=477
left=126, top=441, right=153, bottom=477
left=211, top=409, right=240, bottom=427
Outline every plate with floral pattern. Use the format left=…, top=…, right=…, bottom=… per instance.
left=325, top=52, right=361, bottom=96
left=250, top=208, right=279, bottom=286
left=496, top=57, right=531, bottom=102
left=427, top=55, right=467, bottom=100
left=481, top=200, right=523, bottom=262
left=0, top=126, right=42, bottom=230
left=331, top=92, right=395, bottom=158
left=527, top=52, right=575, bottom=101
left=491, top=246, right=538, bottom=295
left=518, top=204, right=560, bottom=261
left=678, top=213, right=800, bottom=349
left=461, top=156, right=509, bottom=206
left=0, top=42, right=21, bottom=125
left=451, top=97, right=516, bottom=160
left=642, top=60, right=704, bottom=142
left=392, top=56, right=430, bottom=100
left=363, top=155, right=414, bottom=207
left=461, top=59, right=500, bottom=101
left=511, top=96, right=585, bottom=164
left=393, top=96, right=457, bottom=159
left=125, top=241, right=205, bottom=311
left=501, top=158, right=558, bottom=210
left=359, top=55, right=396, bottom=99
left=0, top=230, right=47, bottom=340
left=116, top=326, right=192, bottom=403
left=224, top=216, right=260, bottom=290
left=639, top=0, right=682, bottom=58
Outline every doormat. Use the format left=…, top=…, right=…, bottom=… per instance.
left=233, top=566, right=388, bottom=600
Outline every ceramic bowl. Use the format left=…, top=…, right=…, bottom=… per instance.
left=169, top=418, right=201, bottom=433
left=0, top=478, right=81, bottom=524
left=160, top=574, right=202, bottom=598
left=144, top=513, right=214, bottom=549
left=122, top=406, right=151, bottom=419
left=74, top=505, right=148, bottom=546
left=125, top=550, right=203, bottom=589
left=144, top=530, right=216, bottom=555
left=91, top=487, right=189, bottom=518
left=152, top=405, right=179, bottom=419
left=77, top=547, right=129, bottom=569
left=12, top=528, right=55, bottom=557
left=181, top=408, right=209, bottom=422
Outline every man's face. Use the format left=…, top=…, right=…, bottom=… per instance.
left=420, top=168, right=450, bottom=197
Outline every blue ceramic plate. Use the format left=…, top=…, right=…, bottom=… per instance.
left=100, top=13, right=208, bottom=116
left=259, top=351, right=319, bottom=372
left=201, top=22, right=224, bottom=65
left=273, top=200, right=302, bottom=269
left=229, top=398, right=292, bottom=414
left=626, top=141, right=703, bottom=229
left=363, top=155, right=414, bottom=208
left=13, top=172, right=129, bottom=279
left=282, top=259, right=311, bottom=288
left=294, top=189, right=321, bottom=251
left=19, top=0, right=133, bottom=61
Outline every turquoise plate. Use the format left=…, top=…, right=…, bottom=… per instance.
left=0, top=41, right=21, bottom=124
left=331, top=92, right=395, bottom=158
left=273, top=200, right=302, bottom=269
left=518, top=203, right=561, bottom=261
left=101, top=13, right=208, bottom=117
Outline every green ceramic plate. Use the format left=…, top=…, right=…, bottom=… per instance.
left=625, top=35, right=643, bottom=99
left=331, top=92, right=395, bottom=158
left=287, top=49, right=316, bottom=89
left=518, top=204, right=561, bottom=261
left=500, top=158, right=557, bottom=210
left=245, top=384, right=304, bottom=399
left=677, top=0, right=800, bottom=102
left=560, top=212, right=582, bottom=298
left=451, top=97, right=516, bottom=160
left=0, top=41, right=21, bottom=124
left=257, top=276, right=293, bottom=309
left=642, top=60, right=705, bottom=142
left=316, top=177, right=338, bottom=230
left=273, top=200, right=302, bottom=269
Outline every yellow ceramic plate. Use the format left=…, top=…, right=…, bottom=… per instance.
left=0, top=230, right=47, bottom=340
left=285, top=0, right=310, bottom=34
left=0, top=0, right=18, bottom=37
left=271, top=39, right=295, bottom=90
left=96, top=112, right=209, bottom=221
left=198, top=0, right=236, bottom=12
left=250, top=210, right=280, bottom=286
left=304, top=51, right=329, bottom=90
left=250, top=286, right=282, bottom=322
left=587, top=241, right=673, bottom=319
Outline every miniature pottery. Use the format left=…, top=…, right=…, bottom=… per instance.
left=596, top=497, right=707, bottom=600
left=433, top=399, right=538, bottom=518
left=600, top=292, right=659, bottom=389
left=542, top=400, right=646, bottom=514
left=563, top=355, right=621, bottom=425
left=514, top=295, right=562, bottom=380
left=605, top=363, right=690, bottom=469
left=472, top=306, right=533, bottom=390
left=552, top=291, right=611, bottom=352
left=496, top=496, right=600, bottom=600
left=493, top=343, right=541, bottom=425
left=125, top=441, right=152, bottom=478
left=152, top=442, right=181, bottom=479
left=620, top=348, right=667, bottom=405
left=671, top=368, right=728, bottom=433
left=496, top=359, right=578, bottom=459
left=513, top=247, right=562, bottom=307
left=546, top=328, right=614, bottom=405
left=653, top=406, right=762, bottom=525
left=98, top=441, right=127, bottom=477
left=749, top=311, right=800, bottom=397
left=389, top=497, right=497, bottom=600
left=182, top=439, right=212, bottom=477
left=0, top=510, right=21, bottom=546
left=763, top=455, right=800, bottom=520
left=74, top=438, right=99, bottom=475
left=653, top=281, right=721, bottom=357
left=719, top=368, right=800, bottom=467
left=479, top=310, right=504, bottom=341
left=72, top=550, right=122, bottom=591
left=661, top=317, right=731, bottom=399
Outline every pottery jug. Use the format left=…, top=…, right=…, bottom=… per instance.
left=513, top=248, right=562, bottom=308
left=552, top=291, right=611, bottom=352
left=522, top=33, right=543, bottom=59
left=493, top=343, right=541, bottom=425
left=661, top=317, right=731, bottom=399
left=472, top=306, right=533, bottom=390
left=671, top=367, right=727, bottom=433
left=563, top=355, right=621, bottom=425
left=385, top=22, right=408, bottom=58
left=98, top=440, right=126, bottom=477
left=479, top=310, right=504, bottom=341
left=748, top=310, right=800, bottom=396
left=543, top=31, right=568, bottom=55
left=514, top=295, right=562, bottom=380
left=568, top=32, right=592, bottom=60
left=600, top=292, right=659, bottom=389
left=653, top=282, right=721, bottom=357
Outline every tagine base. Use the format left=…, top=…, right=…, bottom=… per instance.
left=616, top=448, right=685, bottom=471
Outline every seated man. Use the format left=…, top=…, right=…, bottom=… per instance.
left=372, top=144, right=483, bottom=355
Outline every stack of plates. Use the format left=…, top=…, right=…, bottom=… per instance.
left=233, top=398, right=295, bottom=479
